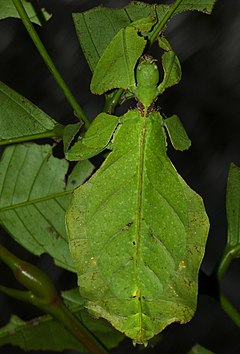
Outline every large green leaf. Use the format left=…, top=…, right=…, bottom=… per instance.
left=0, top=81, right=59, bottom=144
left=0, top=289, right=123, bottom=352
left=66, top=109, right=209, bottom=343
left=0, top=144, right=94, bottom=271
left=0, top=0, right=51, bottom=25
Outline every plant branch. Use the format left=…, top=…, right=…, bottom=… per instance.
left=11, top=0, right=90, bottom=128
left=0, top=124, right=65, bottom=146
left=149, top=0, right=184, bottom=46
left=0, top=243, right=108, bottom=354
left=219, top=293, right=240, bottom=328
left=216, top=244, right=240, bottom=327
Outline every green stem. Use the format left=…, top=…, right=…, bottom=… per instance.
left=219, top=293, right=240, bottom=328
left=11, top=0, right=90, bottom=129
left=149, top=0, right=184, bottom=46
left=104, top=89, right=124, bottom=114
left=44, top=301, right=109, bottom=354
left=217, top=245, right=240, bottom=281
left=0, top=243, right=108, bottom=354
left=216, top=244, right=240, bottom=327
left=0, top=124, right=65, bottom=146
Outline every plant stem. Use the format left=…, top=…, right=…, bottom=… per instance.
left=104, top=89, right=124, bottom=114
left=46, top=302, right=109, bottom=354
left=217, top=245, right=240, bottom=281
left=216, top=244, right=240, bottom=327
left=0, top=124, right=64, bottom=146
left=219, top=293, right=240, bottom=328
left=149, top=0, right=184, bottom=46
left=11, top=0, right=90, bottom=128
left=0, top=243, right=108, bottom=354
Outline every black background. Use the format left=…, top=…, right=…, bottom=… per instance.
left=1, top=0, right=240, bottom=353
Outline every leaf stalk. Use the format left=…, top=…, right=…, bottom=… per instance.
left=11, top=0, right=90, bottom=128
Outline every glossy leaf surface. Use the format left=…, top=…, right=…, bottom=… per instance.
left=0, top=0, right=51, bottom=25
left=0, top=289, right=123, bottom=352
left=0, top=81, right=58, bottom=143
left=0, top=144, right=94, bottom=271
left=66, top=109, right=209, bottom=343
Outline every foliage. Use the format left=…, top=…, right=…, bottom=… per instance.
left=0, top=0, right=239, bottom=353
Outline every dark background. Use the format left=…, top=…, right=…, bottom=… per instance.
left=1, top=0, right=240, bottom=353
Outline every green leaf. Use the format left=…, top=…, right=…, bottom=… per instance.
left=66, top=109, right=209, bottom=343
left=66, top=113, right=119, bottom=161
left=174, top=0, right=217, bottom=15
left=0, top=0, right=51, bottom=25
left=226, top=163, right=240, bottom=250
left=0, top=144, right=94, bottom=272
left=90, top=27, right=146, bottom=95
left=164, top=114, right=191, bottom=151
left=158, top=37, right=182, bottom=93
left=0, top=81, right=59, bottom=144
left=0, top=289, right=124, bottom=352
left=188, top=344, right=215, bottom=354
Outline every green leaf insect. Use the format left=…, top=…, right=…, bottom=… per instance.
left=66, top=54, right=209, bottom=344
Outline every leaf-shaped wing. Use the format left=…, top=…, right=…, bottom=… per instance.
left=91, top=27, right=146, bottom=94
left=0, top=144, right=94, bottom=271
left=66, top=113, right=119, bottom=161
left=66, top=110, right=209, bottom=343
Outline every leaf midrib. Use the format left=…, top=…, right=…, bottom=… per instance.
left=0, top=190, right=71, bottom=212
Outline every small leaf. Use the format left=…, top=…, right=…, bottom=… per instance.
left=0, top=290, right=124, bottom=352
left=0, top=144, right=93, bottom=271
left=158, top=37, right=182, bottom=93
left=164, top=114, right=191, bottom=151
left=66, top=113, right=119, bottom=161
left=226, top=163, right=240, bottom=249
left=188, top=344, right=215, bottom=354
left=0, top=81, right=58, bottom=143
left=91, top=27, right=146, bottom=94
left=0, top=0, right=51, bottom=25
